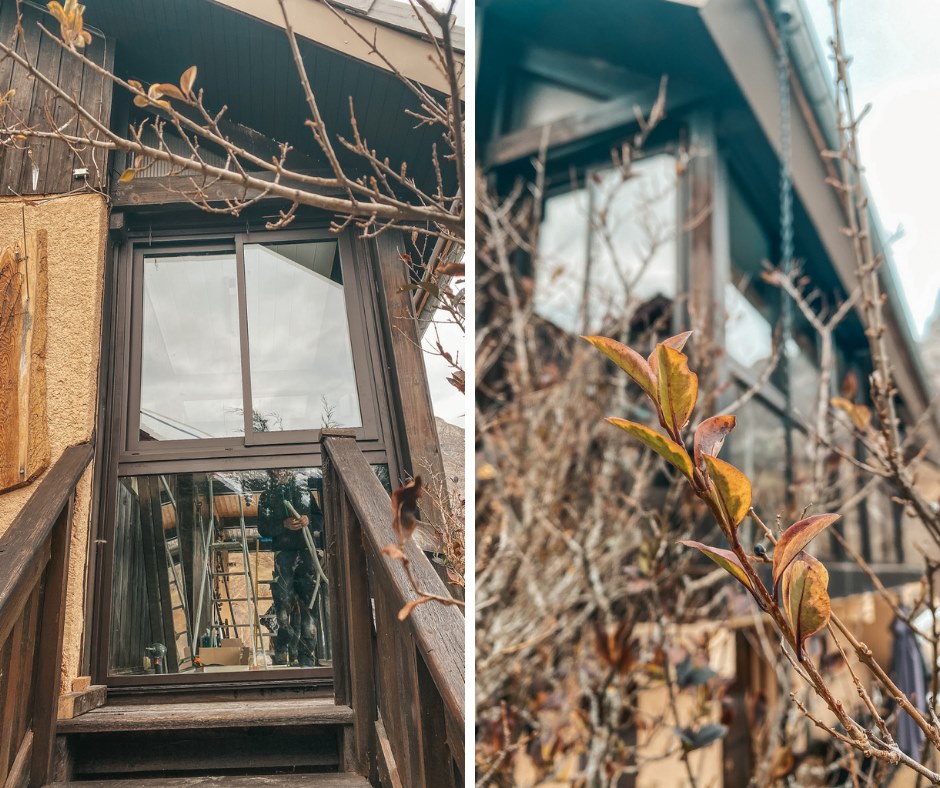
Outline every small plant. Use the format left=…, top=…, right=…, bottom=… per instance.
left=585, top=330, right=940, bottom=783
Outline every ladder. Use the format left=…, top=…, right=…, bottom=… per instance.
left=158, top=475, right=194, bottom=670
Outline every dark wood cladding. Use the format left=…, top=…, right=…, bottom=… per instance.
left=0, top=1, right=114, bottom=196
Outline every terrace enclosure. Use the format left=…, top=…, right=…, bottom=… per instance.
left=0, top=1, right=464, bottom=786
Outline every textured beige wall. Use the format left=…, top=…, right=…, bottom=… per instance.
left=0, top=193, right=108, bottom=689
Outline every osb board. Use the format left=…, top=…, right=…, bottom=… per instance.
left=0, top=231, right=49, bottom=492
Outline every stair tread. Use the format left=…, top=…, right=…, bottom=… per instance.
left=57, top=697, right=353, bottom=734
left=47, top=773, right=369, bottom=787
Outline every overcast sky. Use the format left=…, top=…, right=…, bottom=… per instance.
left=804, top=0, right=940, bottom=338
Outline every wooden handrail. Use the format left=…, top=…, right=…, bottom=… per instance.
left=0, top=442, right=94, bottom=788
left=322, top=433, right=464, bottom=787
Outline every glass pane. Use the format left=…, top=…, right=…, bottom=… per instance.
left=140, top=253, right=243, bottom=440
left=725, top=392, right=787, bottom=523
left=244, top=241, right=362, bottom=432
left=535, top=154, right=677, bottom=334
left=109, top=467, right=332, bottom=675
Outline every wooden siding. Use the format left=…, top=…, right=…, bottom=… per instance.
left=0, top=0, right=114, bottom=196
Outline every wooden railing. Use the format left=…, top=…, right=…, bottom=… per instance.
left=322, top=433, right=464, bottom=787
left=0, top=443, right=94, bottom=788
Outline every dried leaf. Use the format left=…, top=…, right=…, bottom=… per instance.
left=583, top=335, right=657, bottom=404
left=397, top=598, right=424, bottom=621
left=607, top=418, right=693, bottom=480
left=831, top=397, right=872, bottom=431
left=133, top=94, right=150, bottom=108
left=701, top=454, right=751, bottom=529
left=693, top=415, right=736, bottom=473
left=769, top=746, right=796, bottom=780
left=647, top=330, right=693, bottom=377
left=390, top=476, right=422, bottom=543
left=436, top=261, right=465, bottom=277
left=678, top=540, right=752, bottom=591
left=117, top=167, right=137, bottom=183
left=152, top=82, right=186, bottom=101
left=179, top=65, right=197, bottom=95
left=772, top=513, right=841, bottom=588
left=781, top=552, right=831, bottom=659
left=656, top=343, right=698, bottom=434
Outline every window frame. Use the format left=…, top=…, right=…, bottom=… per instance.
left=92, top=222, right=399, bottom=689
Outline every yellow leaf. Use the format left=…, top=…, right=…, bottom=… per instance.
left=133, top=94, right=150, bottom=108
left=781, top=553, right=831, bottom=659
left=607, top=418, right=693, bottom=480
left=152, top=82, right=185, bottom=101
left=702, top=454, right=751, bottom=529
left=117, top=167, right=137, bottom=183
left=647, top=330, right=693, bottom=377
left=656, top=343, right=698, bottom=435
left=180, top=65, right=197, bottom=95
left=583, top=335, right=657, bottom=404
left=831, top=397, right=872, bottom=431
left=772, top=513, right=841, bottom=588
left=678, top=540, right=752, bottom=591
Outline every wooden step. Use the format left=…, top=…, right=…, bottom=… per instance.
left=48, top=773, right=369, bottom=787
left=57, top=697, right=353, bottom=734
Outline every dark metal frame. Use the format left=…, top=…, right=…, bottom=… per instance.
left=91, top=222, right=400, bottom=689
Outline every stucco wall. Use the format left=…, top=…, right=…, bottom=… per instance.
left=0, top=192, right=108, bottom=689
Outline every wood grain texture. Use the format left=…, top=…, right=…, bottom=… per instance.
left=47, top=773, right=369, bottom=787
left=0, top=232, right=49, bottom=493
left=56, top=697, right=354, bottom=733
left=0, top=443, right=92, bottom=645
left=56, top=685, right=107, bottom=720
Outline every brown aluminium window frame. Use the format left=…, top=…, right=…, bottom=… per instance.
left=91, top=223, right=399, bottom=689
left=123, top=227, right=383, bottom=458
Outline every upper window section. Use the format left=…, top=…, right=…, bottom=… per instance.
left=535, top=154, right=677, bottom=335
left=141, top=253, right=243, bottom=440
left=135, top=238, right=363, bottom=446
left=244, top=241, right=361, bottom=433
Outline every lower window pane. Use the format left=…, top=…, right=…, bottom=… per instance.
left=109, top=467, right=335, bottom=676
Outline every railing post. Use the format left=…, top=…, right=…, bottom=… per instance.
left=28, top=494, right=75, bottom=788
left=322, top=433, right=378, bottom=782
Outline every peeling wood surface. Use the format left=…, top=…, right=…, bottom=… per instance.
left=0, top=231, right=49, bottom=493
left=56, top=698, right=354, bottom=734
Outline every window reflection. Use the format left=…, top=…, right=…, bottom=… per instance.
left=535, top=154, right=677, bottom=334
left=725, top=393, right=787, bottom=523
left=245, top=241, right=362, bottom=432
left=140, top=254, right=243, bottom=440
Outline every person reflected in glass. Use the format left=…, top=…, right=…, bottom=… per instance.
left=258, top=469, right=318, bottom=667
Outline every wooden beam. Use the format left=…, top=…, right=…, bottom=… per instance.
left=110, top=170, right=343, bottom=208
left=56, top=685, right=107, bottom=721
left=371, top=232, right=448, bottom=543
left=0, top=232, right=49, bottom=493
left=484, top=80, right=706, bottom=169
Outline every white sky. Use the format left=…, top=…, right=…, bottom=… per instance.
left=804, top=0, right=940, bottom=337
left=422, top=306, right=465, bottom=427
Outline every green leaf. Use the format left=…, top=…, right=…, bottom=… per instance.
left=772, top=513, right=841, bottom=588
left=676, top=723, right=728, bottom=751
left=656, top=343, right=698, bottom=435
left=693, top=415, right=736, bottom=472
left=583, top=335, right=658, bottom=404
left=607, top=418, right=693, bottom=480
left=781, top=552, right=831, bottom=659
left=701, top=454, right=751, bottom=529
left=678, top=540, right=752, bottom=591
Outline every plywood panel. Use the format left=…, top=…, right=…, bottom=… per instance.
left=0, top=231, right=49, bottom=493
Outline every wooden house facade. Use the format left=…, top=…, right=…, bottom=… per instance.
left=0, top=1, right=464, bottom=786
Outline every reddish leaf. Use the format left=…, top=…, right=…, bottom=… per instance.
left=390, top=476, right=422, bottom=543
left=702, top=454, right=751, bottom=529
left=436, top=261, right=465, bottom=277
left=781, top=552, right=831, bottom=659
left=678, top=540, right=752, bottom=591
left=607, top=418, right=693, bottom=480
left=656, top=344, right=698, bottom=435
left=584, top=336, right=658, bottom=404
left=693, top=415, right=736, bottom=473
left=647, top=330, right=693, bottom=377
left=772, top=513, right=841, bottom=588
